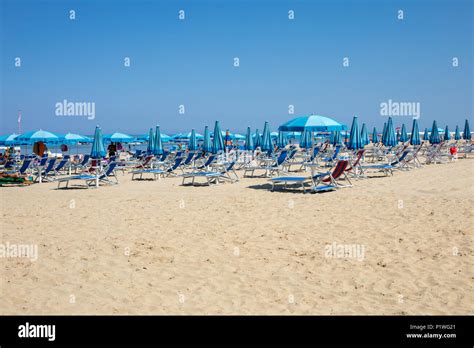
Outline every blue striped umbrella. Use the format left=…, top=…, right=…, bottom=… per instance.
left=360, top=123, right=369, bottom=146
left=383, top=117, right=397, bottom=147
left=444, top=125, right=451, bottom=141
left=103, top=132, right=136, bottom=143
left=244, top=127, right=254, bottom=151
left=347, top=116, right=362, bottom=150
left=400, top=124, right=408, bottom=142
left=277, top=130, right=287, bottom=148
left=189, top=129, right=198, bottom=151
left=147, top=128, right=154, bottom=153
left=203, top=126, right=212, bottom=152
left=454, top=125, right=461, bottom=140
left=212, top=121, right=224, bottom=154
left=254, top=129, right=262, bottom=149
left=16, top=129, right=60, bottom=144
left=410, top=119, right=421, bottom=145
left=261, top=121, right=273, bottom=154
left=279, top=114, right=347, bottom=132
left=423, top=128, right=430, bottom=141
left=463, top=119, right=471, bottom=140
left=429, top=120, right=441, bottom=144
left=91, top=126, right=106, bottom=159
left=372, top=127, right=379, bottom=143
left=153, top=125, right=164, bottom=155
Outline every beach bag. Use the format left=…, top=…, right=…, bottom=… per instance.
left=450, top=147, right=457, bottom=155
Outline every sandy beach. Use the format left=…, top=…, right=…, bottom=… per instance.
left=0, top=158, right=472, bottom=315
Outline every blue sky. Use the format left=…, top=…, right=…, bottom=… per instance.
left=1, top=0, right=472, bottom=135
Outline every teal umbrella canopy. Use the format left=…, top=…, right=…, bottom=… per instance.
left=454, top=125, right=461, bottom=140
left=429, top=120, right=441, bottom=144
left=348, top=116, right=362, bottom=150
left=400, top=124, right=408, bottom=142
left=253, top=129, right=262, bottom=149
left=244, top=127, right=254, bottom=151
left=153, top=125, right=164, bottom=155
left=372, top=127, right=379, bottom=143
left=360, top=123, right=369, bottom=146
left=203, top=126, right=212, bottom=152
left=383, top=117, right=397, bottom=147
left=261, top=121, right=273, bottom=153
left=173, top=131, right=203, bottom=140
left=279, top=114, right=347, bottom=132
left=91, top=126, right=106, bottom=159
left=0, top=133, right=19, bottom=145
left=189, top=129, right=198, bottom=151
left=212, top=121, right=224, bottom=154
left=147, top=128, right=154, bottom=153
left=277, top=130, right=287, bottom=148
left=463, top=119, right=471, bottom=140
left=103, top=132, right=136, bottom=143
left=423, top=128, right=430, bottom=140
left=60, top=133, right=93, bottom=144
left=16, top=129, right=60, bottom=144
left=444, top=126, right=451, bottom=141
left=410, top=119, right=421, bottom=145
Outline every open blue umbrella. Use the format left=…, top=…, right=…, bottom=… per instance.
left=444, top=126, right=451, bottom=141
left=360, top=123, right=369, bottom=146
left=189, top=129, right=198, bottom=151
left=0, top=133, right=19, bottom=145
left=347, top=116, right=362, bottom=150
left=202, top=126, right=211, bottom=152
left=400, top=124, right=408, bottom=142
left=261, top=121, right=273, bottom=154
left=410, top=119, right=421, bottom=145
left=153, top=125, right=164, bottom=155
left=423, top=128, right=429, bottom=141
left=254, top=129, right=262, bottom=149
left=279, top=114, right=347, bottom=132
left=463, top=119, right=471, bottom=140
left=147, top=128, right=154, bottom=153
left=16, top=129, right=60, bottom=144
left=277, top=130, right=287, bottom=148
left=212, top=121, right=224, bottom=154
left=454, top=125, right=461, bottom=140
left=383, top=117, right=397, bottom=147
left=244, top=127, right=254, bottom=151
left=429, top=120, right=441, bottom=144
left=103, top=132, right=136, bottom=143
left=91, top=126, right=106, bottom=159
left=372, top=127, right=379, bottom=143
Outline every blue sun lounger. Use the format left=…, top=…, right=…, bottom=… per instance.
left=131, top=157, right=183, bottom=180
left=57, top=162, right=118, bottom=189
left=182, top=162, right=238, bottom=186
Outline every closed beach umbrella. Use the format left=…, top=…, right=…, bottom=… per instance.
left=454, top=125, right=461, bottom=140
left=382, top=122, right=387, bottom=144
left=410, top=119, right=421, bottom=145
left=244, top=127, right=254, bottom=151
left=444, top=126, right=451, bottom=141
left=423, top=128, right=430, bottom=141
left=189, top=129, right=197, bottom=151
left=212, top=121, right=224, bottom=154
left=277, top=130, right=287, bottom=148
left=333, top=131, right=342, bottom=145
left=463, top=119, right=471, bottom=140
left=261, top=121, right=273, bottom=154
left=372, top=127, right=378, bottom=143
left=278, top=114, right=347, bottom=132
left=383, top=117, right=397, bottom=147
left=91, top=126, right=106, bottom=159
left=347, top=116, right=362, bottom=150
left=147, top=128, right=154, bottom=153
left=16, top=129, right=59, bottom=144
left=429, top=121, right=441, bottom=144
left=153, top=125, right=164, bottom=155
left=360, top=123, right=369, bottom=146
left=400, top=124, right=408, bottom=143
left=254, top=129, right=262, bottom=149
left=203, top=126, right=212, bottom=152
left=300, top=129, right=313, bottom=149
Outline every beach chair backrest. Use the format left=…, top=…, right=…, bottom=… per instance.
left=225, top=161, right=235, bottom=172
left=55, top=159, right=68, bottom=171
left=80, top=155, right=90, bottom=166
left=183, top=152, right=194, bottom=165
left=169, top=157, right=183, bottom=171
left=332, top=145, right=341, bottom=160
left=104, top=162, right=117, bottom=176
left=276, top=150, right=288, bottom=166
left=44, top=159, right=56, bottom=173
left=353, top=149, right=365, bottom=167
left=325, top=160, right=348, bottom=181
left=4, top=160, right=15, bottom=169
left=203, top=155, right=215, bottom=167
left=143, top=155, right=153, bottom=165
left=311, top=147, right=320, bottom=160
left=18, top=159, right=32, bottom=174
left=160, top=152, right=169, bottom=161
left=391, top=150, right=409, bottom=166
left=38, top=157, right=48, bottom=166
